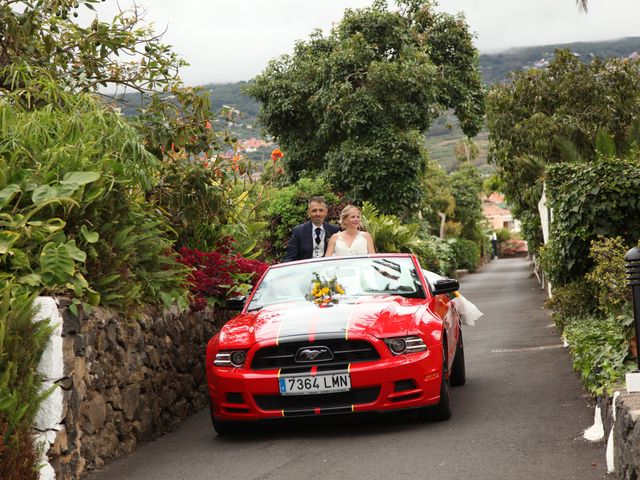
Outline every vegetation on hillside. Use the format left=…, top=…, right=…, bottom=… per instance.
left=114, top=38, right=640, bottom=176
left=480, top=37, right=640, bottom=85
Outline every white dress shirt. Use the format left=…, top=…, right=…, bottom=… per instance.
left=312, top=224, right=325, bottom=258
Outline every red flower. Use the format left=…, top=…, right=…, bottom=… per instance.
left=271, top=148, right=283, bottom=162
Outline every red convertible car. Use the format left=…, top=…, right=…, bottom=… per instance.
left=205, top=254, right=465, bottom=435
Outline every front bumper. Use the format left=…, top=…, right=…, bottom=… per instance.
left=207, top=347, right=442, bottom=422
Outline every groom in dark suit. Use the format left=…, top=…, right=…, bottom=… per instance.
left=283, top=196, right=340, bottom=262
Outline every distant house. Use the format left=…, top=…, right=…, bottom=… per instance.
left=482, top=192, right=520, bottom=232
left=239, top=138, right=272, bottom=153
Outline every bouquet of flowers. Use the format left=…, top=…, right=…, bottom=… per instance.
left=306, top=272, right=345, bottom=306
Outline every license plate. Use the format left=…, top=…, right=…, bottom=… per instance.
left=279, top=372, right=351, bottom=395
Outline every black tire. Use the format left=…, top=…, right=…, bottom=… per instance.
left=210, top=401, right=237, bottom=436
left=418, top=343, right=452, bottom=421
left=450, top=329, right=466, bottom=387
left=212, top=416, right=237, bottom=436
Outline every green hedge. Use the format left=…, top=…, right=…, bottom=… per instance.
left=564, top=313, right=634, bottom=396
left=450, top=238, right=480, bottom=272
left=542, top=157, right=640, bottom=286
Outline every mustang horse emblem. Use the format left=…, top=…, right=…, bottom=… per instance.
left=296, top=347, right=332, bottom=362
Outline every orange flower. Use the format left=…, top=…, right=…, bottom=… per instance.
left=271, top=148, right=283, bottom=162
left=205, top=120, right=212, bottom=129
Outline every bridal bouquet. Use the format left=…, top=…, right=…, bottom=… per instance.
left=306, top=272, right=345, bottom=306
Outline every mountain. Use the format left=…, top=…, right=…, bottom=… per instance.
left=114, top=37, right=640, bottom=172
left=479, top=36, right=640, bottom=85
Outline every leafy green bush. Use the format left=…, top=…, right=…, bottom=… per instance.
left=0, top=92, right=189, bottom=311
left=544, top=279, right=598, bottom=332
left=586, top=236, right=633, bottom=315
left=449, top=238, right=480, bottom=272
left=361, top=202, right=424, bottom=254
left=0, top=286, right=54, bottom=480
left=264, top=177, right=339, bottom=261
left=564, top=313, right=635, bottom=395
left=495, top=228, right=511, bottom=242
left=544, top=158, right=640, bottom=286
left=361, top=202, right=455, bottom=276
left=414, top=234, right=456, bottom=277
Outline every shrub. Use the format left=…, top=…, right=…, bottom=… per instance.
left=361, top=202, right=456, bottom=275
left=449, top=238, right=480, bottom=272
left=495, top=228, right=511, bottom=242
left=0, top=286, right=55, bottom=480
left=361, top=202, right=423, bottom=253
left=564, top=313, right=635, bottom=395
left=544, top=279, right=598, bottom=332
left=264, top=177, right=340, bottom=262
left=443, top=220, right=462, bottom=238
left=178, top=241, right=269, bottom=311
left=586, top=236, right=632, bottom=315
left=414, top=235, right=456, bottom=277
left=544, top=157, right=640, bottom=286
left=0, top=92, right=189, bottom=311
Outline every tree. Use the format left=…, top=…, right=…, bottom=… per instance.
left=448, top=163, right=484, bottom=242
left=454, top=138, right=480, bottom=163
left=246, top=0, right=484, bottom=216
left=421, top=160, right=455, bottom=238
left=576, top=0, right=588, bottom=12
left=0, top=0, right=218, bottom=158
left=486, top=49, right=640, bottom=247
left=1, top=0, right=184, bottom=94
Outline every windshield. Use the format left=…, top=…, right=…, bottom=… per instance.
left=247, top=256, right=425, bottom=311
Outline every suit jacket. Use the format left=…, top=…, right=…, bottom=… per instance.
left=283, top=221, right=340, bottom=262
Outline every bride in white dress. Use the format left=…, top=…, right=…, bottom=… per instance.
left=325, top=205, right=376, bottom=256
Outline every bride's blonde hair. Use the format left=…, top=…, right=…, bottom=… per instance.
left=339, top=205, right=362, bottom=229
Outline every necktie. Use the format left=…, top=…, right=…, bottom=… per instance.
left=315, top=227, right=322, bottom=247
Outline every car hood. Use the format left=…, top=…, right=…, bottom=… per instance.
left=218, top=296, right=427, bottom=347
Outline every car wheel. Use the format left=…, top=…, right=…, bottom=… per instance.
left=209, top=401, right=237, bottom=436
left=450, top=329, right=466, bottom=387
left=418, top=343, right=452, bottom=422
left=212, top=416, right=237, bottom=436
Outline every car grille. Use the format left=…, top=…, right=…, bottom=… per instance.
left=251, top=339, right=380, bottom=370
left=254, top=387, right=380, bottom=411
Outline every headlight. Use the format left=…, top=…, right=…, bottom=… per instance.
left=384, top=336, right=427, bottom=355
left=214, top=350, right=247, bottom=367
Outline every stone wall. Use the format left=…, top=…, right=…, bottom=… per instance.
left=38, top=298, right=231, bottom=479
left=598, top=392, right=640, bottom=478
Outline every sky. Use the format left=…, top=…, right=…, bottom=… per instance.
left=91, top=0, right=640, bottom=85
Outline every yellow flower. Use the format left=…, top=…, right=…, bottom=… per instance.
left=320, top=287, right=330, bottom=296
left=335, top=285, right=345, bottom=295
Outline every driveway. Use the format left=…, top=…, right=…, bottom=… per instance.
left=86, top=256, right=606, bottom=480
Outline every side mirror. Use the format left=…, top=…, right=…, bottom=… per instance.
left=225, top=296, right=246, bottom=311
left=432, top=278, right=459, bottom=295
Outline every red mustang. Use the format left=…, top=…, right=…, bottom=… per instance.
left=205, top=254, right=465, bottom=435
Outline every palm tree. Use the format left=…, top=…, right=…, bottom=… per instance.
left=576, top=0, right=588, bottom=12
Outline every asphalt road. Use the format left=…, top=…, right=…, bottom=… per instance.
left=87, top=257, right=607, bottom=480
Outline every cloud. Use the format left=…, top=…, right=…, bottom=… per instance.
left=88, top=0, right=640, bottom=84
